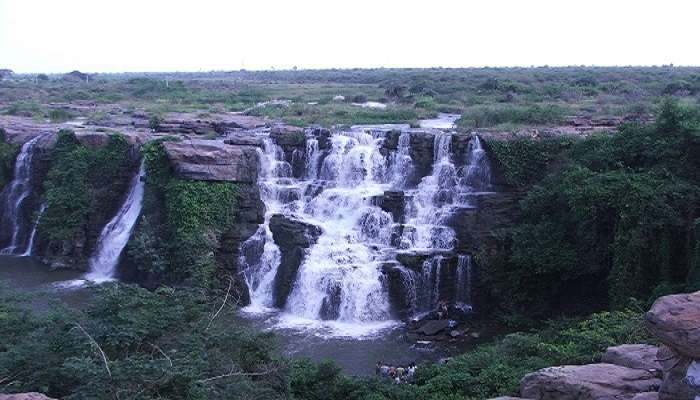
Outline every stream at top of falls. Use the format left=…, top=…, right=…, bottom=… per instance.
left=240, top=124, right=493, bottom=338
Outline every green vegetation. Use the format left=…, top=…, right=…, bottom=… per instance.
left=412, top=309, right=651, bottom=399
left=484, top=137, right=573, bottom=187
left=0, top=285, right=650, bottom=400
left=3, top=67, right=699, bottom=127
left=482, top=99, right=700, bottom=320
left=39, top=130, right=134, bottom=242
left=0, top=128, right=20, bottom=189
left=458, top=103, right=566, bottom=129
left=125, top=140, right=239, bottom=286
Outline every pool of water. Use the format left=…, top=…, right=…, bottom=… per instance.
left=236, top=309, right=467, bottom=375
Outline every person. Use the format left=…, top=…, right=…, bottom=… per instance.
left=388, top=366, right=396, bottom=378
left=380, top=363, right=389, bottom=377
left=396, top=365, right=405, bottom=379
left=376, top=361, right=382, bottom=376
left=407, top=363, right=416, bottom=378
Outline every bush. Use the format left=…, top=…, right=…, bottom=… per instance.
left=0, top=128, right=19, bottom=189
left=458, top=104, right=566, bottom=128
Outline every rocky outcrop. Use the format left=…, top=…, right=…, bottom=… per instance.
left=655, top=345, right=697, bottom=400
left=217, top=184, right=266, bottom=301
left=449, top=192, right=522, bottom=255
left=519, top=364, right=661, bottom=400
left=269, top=214, right=321, bottom=307
left=408, top=131, right=435, bottom=185
left=645, top=291, right=700, bottom=359
left=270, top=125, right=307, bottom=178
left=0, top=394, right=56, bottom=400
left=645, top=291, right=700, bottom=400
left=163, top=139, right=259, bottom=183
left=602, top=345, right=662, bottom=375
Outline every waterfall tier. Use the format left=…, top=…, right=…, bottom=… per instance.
left=241, top=126, right=494, bottom=336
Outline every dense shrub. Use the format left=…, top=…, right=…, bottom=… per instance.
left=0, top=128, right=19, bottom=189
left=484, top=137, right=573, bottom=187
left=484, top=99, right=700, bottom=319
left=458, top=104, right=566, bottom=128
left=0, top=284, right=288, bottom=400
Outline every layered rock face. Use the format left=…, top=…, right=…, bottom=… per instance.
left=163, top=139, right=259, bottom=182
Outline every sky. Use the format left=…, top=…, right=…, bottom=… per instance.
left=1, top=0, right=698, bottom=73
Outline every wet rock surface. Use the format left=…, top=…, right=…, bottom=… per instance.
left=269, top=214, right=322, bottom=307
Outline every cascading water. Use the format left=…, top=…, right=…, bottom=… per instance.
left=241, top=126, right=493, bottom=336
left=84, top=162, right=145, bottom=282
left=455, top=255, right=472, bottom=308
left=20, top=203, right=46, bottom=257
left=0, top=135, right=43, bottom=255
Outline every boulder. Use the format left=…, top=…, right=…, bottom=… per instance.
left=0, top=394, right=56, bottom=400
left=656, top=345, right=697, bottom=400
left=520, top=364, right=661, bottom=400
left=163, top=139, right=259, bottom=183
left=602, top=345, right=662, bottom=374
left=417, top=320, right=451, bottom=336
left=269, top=214, right=322, bottom=307
left=645, top=291, right=700, bottom=359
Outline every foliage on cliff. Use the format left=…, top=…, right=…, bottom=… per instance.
left=484, top=136, right=573, bottom=187
left=484, top=99, right=700, bottom=320
left=38, top=130, right=135, bottom=242
left=0, top=128, right=20, bottom=189
left=124, top=140, right=239, bottom=286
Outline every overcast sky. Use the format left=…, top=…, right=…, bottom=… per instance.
left=1, top=0, right=698, bottom=73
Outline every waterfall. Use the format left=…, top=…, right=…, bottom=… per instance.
left=84, top=162, right=145, bottom=282
left=20, top=203, right=46, bottom=257
left=401, top=132, right=458, bottom=250
left=388, top=131, right=413, bottom=188
left=455, top=255, right=472, bottom=307
left=241, top=127, right=493, bottom=334
left=241, top=139, right=287, bottom=312
left=461, top=135, right=492, bottom=193
left=0, top=135, right=43, bottom=255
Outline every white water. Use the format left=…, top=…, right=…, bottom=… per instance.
left=21, top=203, right=46, bottom=257
left=241, top=127, right=492, bottom=337
left=84, top=162, right=145, bottom=283
left=418, top=113, right=461, bottom=130
left=0, top=135, right=43, bottom=255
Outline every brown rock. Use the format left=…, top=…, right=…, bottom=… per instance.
left=520, top=363, right=661, bottom=400
left=645, top=291, right=700, bottom=359
left=602, top=344, right=662, bottom=373
left=163, top=139, right=259, bottom=183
